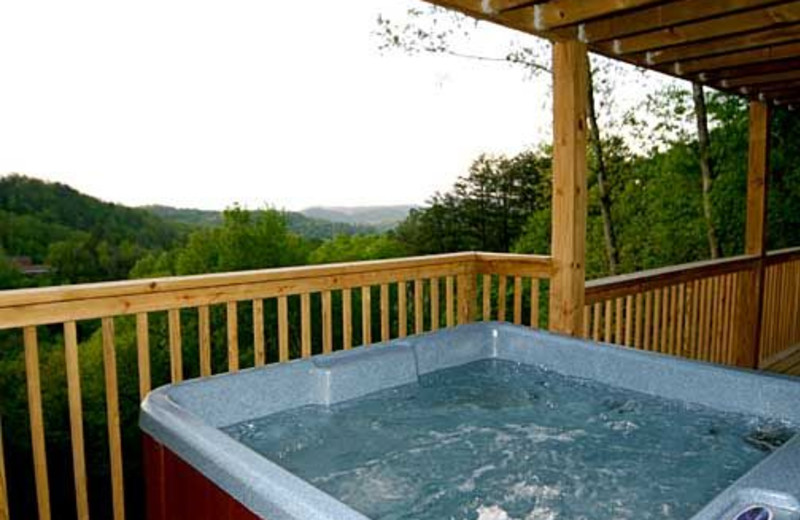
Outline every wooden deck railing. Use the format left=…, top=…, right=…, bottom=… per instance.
left=584, top=255, right=759, bottom=365
left=2, top=247, right=796, bottom=520
left=761, top=248, right=800, bottom=365
left=584, top=247, right=800, bottom=368
left=0, top=252, right=553, bottom=520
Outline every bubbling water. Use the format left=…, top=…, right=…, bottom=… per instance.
left=225, top=359, right=794, bottom=520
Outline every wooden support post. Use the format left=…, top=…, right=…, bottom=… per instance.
left=734, top=100, right=770, bottom=368
left=549, top=40, right=589, bottom=336
left=457, top=272, right=477, bottom=325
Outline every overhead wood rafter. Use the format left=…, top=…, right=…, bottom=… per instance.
left=421, top=0, right=800, bottom=108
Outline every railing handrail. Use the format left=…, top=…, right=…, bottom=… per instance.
left=766, top=246, right=800, bottom=265
left=585, top=254, right=760, bottom=303
left=0, top=252, right=553, bottom=329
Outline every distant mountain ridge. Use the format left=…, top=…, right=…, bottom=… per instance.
left=300, top=205, right=414, bottom=230
left=142, top=205, right=381, bottom=240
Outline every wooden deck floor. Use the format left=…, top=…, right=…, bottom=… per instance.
left=762, top=345, right=800, bottom=377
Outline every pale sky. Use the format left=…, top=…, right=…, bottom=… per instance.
left=0, top=0, right=670, bottom=211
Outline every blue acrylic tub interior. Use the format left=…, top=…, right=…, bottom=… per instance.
left=140, top=323, right=800, bottom=520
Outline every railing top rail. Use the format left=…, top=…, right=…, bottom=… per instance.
left=0, top=252, right=481, bottom=310
left=585, top=254, right=760, bottom=303
left=766, top=246, right=800, bottom=265
left=0, top=252, right=554, bottom=330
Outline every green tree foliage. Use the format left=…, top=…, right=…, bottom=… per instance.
left=309, top=234, right=409, bottom=264
left=396, top=150, right=551, bottom=254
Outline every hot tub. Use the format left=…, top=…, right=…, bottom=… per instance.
left=140, top=323, right=800, bottom=520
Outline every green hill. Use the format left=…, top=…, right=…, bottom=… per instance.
left=142, top=205, right=378, bottom=240
left=301, top=205, right=414, bottom=230
left=0, top=174, right=187, bottom=284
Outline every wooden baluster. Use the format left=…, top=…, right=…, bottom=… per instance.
left=136, top=312, right=152, bottom=397
left=24, top=327, right=50, bottom=520
left=497, top=276, right=507, bottom=322
left=592, top=302, right=602, bottom=341
left=226, top=302, right=239, bottom=371
left=362, top=286, right=372, bottom=346
left=624, top=295, right=634, bottom=346
left=414, top=279, right=424, bottom=334
left=380, top=284, right=390, bottom=342
left=615, top=297, right=623, bottom=345
left=301, top=293, right=312, bottom=357
left=322, top=291, right=333, bottom=354
left=198, top=306, right=212, bottom=376
left=668, top=286, right=678, bottom=355
left=675, top=284, right=685, bottom=357
left=457, top=273, right=476, bottom=325
left=604, top=300, right=613, bottom=343
left=652, top=289, right=662, bottom=352
left=253, top=299, right=266, bottom=365
left=102, top=318, right=125, bottom=520
left=431, top=278, right=440, bottom=331
left=791, top=262, right=800, bottom=348
left=278, top=296, right=289, bottom=361
left=482, top=274, right=492, bottom=322
left=699, top=279, right=711, bottom=361
left=716, top=276, right=728, bottom=362
left=0, top=418, right=8, bottom=520
left=168, top=309, right=183, bottom=382
left=779, top=265, right=787, bottom=354
left=634, top=293, right=644, bottom=349
left=513, top=277, right=523, bottom=325
left=660, top=287, right=670, bottom=353
left=720, top=275, right=733, bottom=364
left=689, top=280, right=701, bottom=359
left=64, top=321, right=89, bottom=520
left=342, top=289, right=352, bottom=350
left=643, top=291, right=653, bottom=351
left=582, top=306, right=591, bottom=338
left=706, top=278, right=716, bottom=361
left=398, top=282, right=407, bottom=338
left=711, top=276, right=723, bottom=363
left=446, top=276, right=455, bottom=328
left=530, top=279, right=540, bottom=329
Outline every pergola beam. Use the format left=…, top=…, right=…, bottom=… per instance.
left=676, top=41, right=800, bottom=76
left=613, top=3, right=800, bottom=55
left=579, top=0, right=787, bottom=43
left=722, top=68, right=800, bottom=88
left=647, top=24, right=800, bottom=65
left=534, top=0, right=663, bottom=30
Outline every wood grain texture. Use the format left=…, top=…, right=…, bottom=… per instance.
left=137, top=312, right=152, bottom=398
left=64, top=321, right=90, bottom=520
left=102, top=318, right=126, bottom=520
left=24, top=327, right=51, bottom=520
left=168, top=309, right=183, bottom=382
left=549, top=39, right=588, bottom=336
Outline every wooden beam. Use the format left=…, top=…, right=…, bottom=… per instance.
left=549, top=39, right=588, bottom=336
left=534, top=0, right=663, bottom=30
left=614, top=3, right=800, bottom=54
left=676, top=41, right=800, bottom=75
left=647, top=24, right=800, bottom=65
left=580, top=0, right=787, bottom=43
left=722, top=67, right=800, bottom=88
left=734, top=101, right=771, bottom=368
left=700, top=56, right=800, bottom=82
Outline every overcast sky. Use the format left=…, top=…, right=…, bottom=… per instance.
left=0, top=0, right=668, bottom=211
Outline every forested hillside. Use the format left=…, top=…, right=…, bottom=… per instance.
left=143, top=204, right=379, bottom=239
left=0, top=175, right=186, bottom=287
